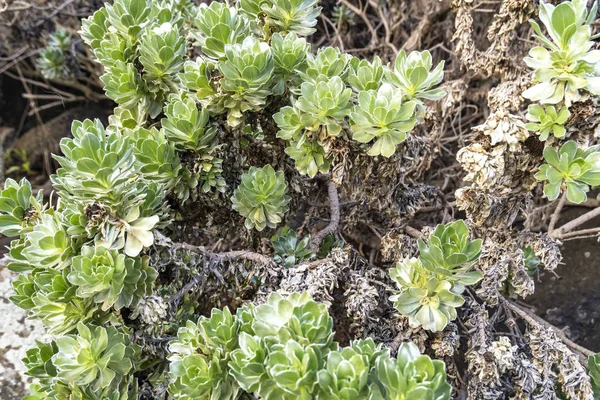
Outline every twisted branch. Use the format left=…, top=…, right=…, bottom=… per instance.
left=310, top=180, right=341, bottom=252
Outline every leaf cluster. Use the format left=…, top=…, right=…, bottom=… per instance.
left=389, top=220, right=482, bottom=332
left=168, top=291, right=452, bottom=399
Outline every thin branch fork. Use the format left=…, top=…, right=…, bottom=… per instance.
left=310, top=180, right=341, bottom=252
left=551, top=206, right=600, bottom=239
left=502, top=298, right=594, bottom=368
left=154, top=231, right=274, bottom=266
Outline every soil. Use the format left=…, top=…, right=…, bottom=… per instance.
left=526, top=207, right=600, bottom=352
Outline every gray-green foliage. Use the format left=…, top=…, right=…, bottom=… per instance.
left=11, top=0, right=451, bottom=397
left=525, top=104, right=571, bottom=141
left=80, top=0, right=445, bottom=181
left=169, top=291, right=451, bottom=400
left=271, top=226, right=312, bottom=266
left=389, top=220, right=482, bottom=332
left=524, top=1, right=600, bottom=213
left=23, top=323, right=140, bottom=397
left=0, top=178, right=46, bottom=237
left=231, top=165, right=290, bottom=231
left=524, top=0, right=600, bottom=106
left=37, top=29, right=73, bottom=79
left=535, top=140, right=600, bottom=203
left=589, top=354, right=600, bottom=398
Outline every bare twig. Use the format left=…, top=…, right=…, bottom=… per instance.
left=367, top=0, right=397, bottom=54
left=548, top=192, right=567, bottom=233
left=310, top=180, right=341, bottom=252
left=566, top=198, right=600, bottom=208
left=340, top=0, right=378, bottom=49
left=552, top=206, right=600, bottom=238
left=34, top=0, right=77, bottom=26
left=154, top=231, right=274, bottom=266
left=502, top=298, right=593, bottom=367
left=553, top=227, right=600, bottom=240
left=14, top=65, right=53, bottom=177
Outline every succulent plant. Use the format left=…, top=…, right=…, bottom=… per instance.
left=349, top=338, right=388, bottom=366
left=93, top=31, right=134, bottom=70
left=36, top=28, right=72, bottom=80
left=230, top=292, right=335, bottom=397
left=220, top=37, right=274, bottom=126
left=259, top=339, right=323, bottom=400
left=525, top=104, right=571, bottom=140
left=316, top=347, right=371, bottom=399
left=386, top=50, right=446, bottom=107
left=48, top=28, right=73, bottom=51
left=231, top=165, right=290, bottom=230
left=191, top=1, right=250, bottom=60
left=295, top=76, right=352, bottom=137
left=372, top=342, right=451, bottom=399
left=100, top=61, right=146, bottom=112
left=128, top=127, right=181, bottom=187
left=389, top=257, right=464, bottom=332
left=285, top=137, right=332, bottom=177
left=80, top=7, right=110, bottom=50
left=0, top=178, right=45, bottom=237
left=417, top=220, right=483, bottom=284
left=53, top=119, right=133, bottom=196
left=161, top=95, right=219, bottom=152
left=169, top=307, right=240, bottom=399
left=37, top=48, right=68, bottom=80
left=271, top=226, right=313, bottom=267
left=535, top=140, right=600, bottom=203
left=12, top=0, right=454, bottom=397
left=252, top=291, right=335, bottom=351
left=166, top=291, right=451, bottom=399
left=240, top=0, right=321, bottom=37
left=179, top=58, right=220, bottom=105
left=109, top=106, right=148, bottom=131
left=52, top=119, right=165, bottom=248
left=10, top=267, right=96, bottom=335
left=271, top=32, right=310, bottom=93
left=274, top=106, right=305, bottom=141
left=229, top=331, right=268, bottom=392
left=52, top=323, right=139, bottom=391
left=169, top=354, right=239, bottom=400
left=139, top=22, right=186, bottom=83
left=350, top=83, right=418, bottom=157
left=10, top=273, right=37, bottom=309
left=23, top=340, right=59, bottom=386
left=389, top=220, right=482, bottom=332
left=301, top=46, right=351, bottom=83
left=523, top=0, right=600, bottom=105
left=21, top=213, right=73, bottom=271
left=52, top=119, right=138, bottom=211
left=67, top=245, right=156, bottom=311
left=104, top=0, right=152, bottom=39
left=348, top=56, right=383, bottom=92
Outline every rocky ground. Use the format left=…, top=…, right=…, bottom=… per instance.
left=0, top=259, right=48, bottom=399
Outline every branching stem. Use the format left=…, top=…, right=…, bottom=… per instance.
left=154, top=231, right=274, bottom=266
left=502, top=298, right=593, bottom=367
left=310, top=180, right=341, bottom=252
left=548, top=192, right=567, bottom=233
left=551, top=206, right=600, bottom=238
